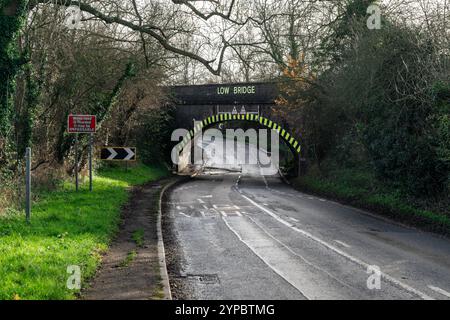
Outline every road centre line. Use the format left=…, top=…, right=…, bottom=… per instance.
left=245, top=214, right=357, bottom=294
left=221, top=216, right=310, bottom=300
left=236, top=190, right=434, bottom=300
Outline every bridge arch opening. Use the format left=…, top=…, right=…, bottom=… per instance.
left=168, top=82, right=303, bottom=175
left=175, top=113, right=301, bottom=156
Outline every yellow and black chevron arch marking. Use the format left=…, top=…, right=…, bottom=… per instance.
left=176, top=114, right=301, bottom=154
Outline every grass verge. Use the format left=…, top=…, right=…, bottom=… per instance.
left=132, top=229, right=144, bottom=248
left=119, top=250, right=137, bottom=268
left=0, top=163, right=168, bottom=300
left=292, top=167, right=450, bottom=235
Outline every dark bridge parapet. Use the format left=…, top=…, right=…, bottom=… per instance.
left=169, top=82, right=278, bottom=105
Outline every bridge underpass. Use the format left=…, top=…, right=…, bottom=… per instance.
left=168, top=82, right=302, bottom=176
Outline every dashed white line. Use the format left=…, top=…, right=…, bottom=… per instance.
left=428, top=285, right=450, bottom=298
left=197, top=198, right=206, bottom=204
left=237, top=191, right=434, bottom=300
left=288, top=217, right=299, bottom=223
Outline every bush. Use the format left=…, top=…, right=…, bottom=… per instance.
left=306, top=20, right=449, bottom=196
left=133, top=105, right=176, bottom=165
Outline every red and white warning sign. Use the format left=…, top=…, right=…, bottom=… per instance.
left=68, top=114, right=96, bottom=133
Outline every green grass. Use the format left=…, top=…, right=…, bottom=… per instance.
left=293, top=167, right=450, bottom=234
left=119, top=250, right=137, bottom=268
left=0, top=163, right=168, bottom=300
left=132, top=229, right=144, bottom=247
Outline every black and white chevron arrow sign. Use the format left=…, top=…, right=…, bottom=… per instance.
left=100, top=147, right=136, bottom=161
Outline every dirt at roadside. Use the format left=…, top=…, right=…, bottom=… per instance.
left=82, top=179, right=171, bottom=300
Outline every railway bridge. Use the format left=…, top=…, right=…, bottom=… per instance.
left=168, top=82, right=304, bottom=175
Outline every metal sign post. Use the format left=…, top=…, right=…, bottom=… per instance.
left=67, top=114, right=96, bottom=192
left=89, top=133, right=93, bottom=192
left=25, top=147, right=31, bottom=223
left=75, top=134, right=79, bottom=192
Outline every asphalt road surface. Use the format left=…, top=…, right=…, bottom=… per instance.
left=165, top=134, right=450, bottom=300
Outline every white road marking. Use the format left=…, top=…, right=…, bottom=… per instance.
left=178, top=212, right=191, bottom=218
left=201, top=195, right=213, bottom=198
left=223, top=211, right=242, bottom=217
left=202, top=204, right=209, bottom=209
left=213, top=204, right=239, bottom=210
left=221, top=216, right=311, bottom=299
left=428, top=285, right=450, bottom=298
left=308, top=197, right=315, bottom=200
left=288, top=217, right=299, bottom=223
left=245, top=215, right=357, bottom=295
left=237, top=192, right=434, bottom=300
left=176, top=206, right=187, bottom=210
left=334, top=240, right=351, bottom=248
left=197, top=198, right=205, bottom=204
left=178, top=186, right=194, bottom=191
left=319, top=199, right=327, bottom=202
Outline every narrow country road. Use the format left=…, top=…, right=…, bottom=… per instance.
left=164, top=136, right=450, bottom=300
